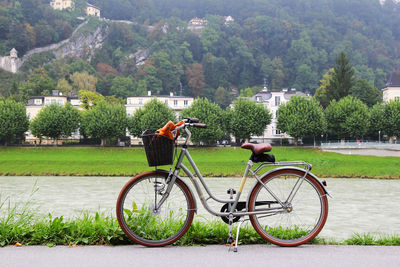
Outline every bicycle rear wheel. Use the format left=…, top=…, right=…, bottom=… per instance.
left=248, top=169, right=328, bottom=246
left=116, top=171, right=195, bottom=247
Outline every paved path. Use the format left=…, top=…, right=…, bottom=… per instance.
left=322, top=148, right=400, bottom=157
left=1, top=245, right=399, bottom=267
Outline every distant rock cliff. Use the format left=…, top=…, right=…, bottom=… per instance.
left=0, top=20, right=108, bottom=73
left=53, top=25, right=106, bottom=60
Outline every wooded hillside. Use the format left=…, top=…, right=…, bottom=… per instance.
left=1, top=0, right=400, bottom=102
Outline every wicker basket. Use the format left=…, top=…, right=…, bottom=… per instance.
left=142, top=129, right=174, bottom=167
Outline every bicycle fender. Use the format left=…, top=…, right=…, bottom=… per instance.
left=246, top=166, right=330, bottom=209
left=155, top=169, right=198, bottom=213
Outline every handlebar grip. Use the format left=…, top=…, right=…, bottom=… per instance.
left=193, top=123, right=207, bottom=128
left=184, top=117, right=199, bottom=123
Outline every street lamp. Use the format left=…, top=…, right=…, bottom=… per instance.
left=379, top=130, right=381, bottom=144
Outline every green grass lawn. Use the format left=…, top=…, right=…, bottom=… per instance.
left=0, top=146, right=399, bottom=178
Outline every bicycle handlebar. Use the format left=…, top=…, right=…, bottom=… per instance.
left=189, top=123, right=207, bottom=128
left=183, top=117, right=199, bottom=123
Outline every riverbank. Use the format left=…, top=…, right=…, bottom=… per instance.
left=0, top=211, right=399, bottom=247
left=0, top=146, right=399, bottom=178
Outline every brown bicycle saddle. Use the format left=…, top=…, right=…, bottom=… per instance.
left=241, top=143, right=272, bottom=155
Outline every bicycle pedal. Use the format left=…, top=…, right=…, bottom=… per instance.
left=225, top=240, right=236, bottom=247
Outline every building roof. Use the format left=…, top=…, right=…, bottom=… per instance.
left=385, top=71, right=400, bottom=87
left=283, top=90, right=306, bottom=100
left=251, top=87, right=306, bottom=102
left=127, top=95, right=193, bottom=99
left=86, top=2, right=100, bottom=9
left=251, top=90, right=272, bottom=101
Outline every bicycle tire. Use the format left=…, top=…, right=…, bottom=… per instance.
left=116, top=171, right=195, bottom=247
left=248, top=169, right=328, bottom=247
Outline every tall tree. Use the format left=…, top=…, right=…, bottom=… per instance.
left=349, top=79, right=381, bottom=107
left=215, top=87, right=232, bottom=109
left=0, top=100, right=29, bottom=145
left=180, top=98, right=224, bottom=144
left=81, top=101, right=127, bottom=146
left=30, top=103, right=80, bottom=144
left=314, top=68, right=334, bottom=108
left=127, top=99, right=176, bottom=138
left=367, top=103, right=385, bottom=140
left=325, top=96, right=370, bottom=140
left=230, top=98, right=272, bottom=144
left=383, top=100, right=400, bottom=141
left=78, top=90, right=105, bottom=110
left=325, top=51, right=355, bottom=101
left=277, top=96, right=326, bottom=145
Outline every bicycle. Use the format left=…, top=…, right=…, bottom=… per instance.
left=116, top=118, right=329, bottom=251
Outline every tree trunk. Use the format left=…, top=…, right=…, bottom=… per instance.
left=101, top=138, right=105, bottom=147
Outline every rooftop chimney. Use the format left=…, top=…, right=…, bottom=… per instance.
left=148, top=91, right=151, bottom=96
left=170, top=92, right=174, bottom=97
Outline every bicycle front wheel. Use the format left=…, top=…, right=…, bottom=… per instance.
left=248, top=169, right=328, bottom=246
left=116, top=171, right=195, bottom=247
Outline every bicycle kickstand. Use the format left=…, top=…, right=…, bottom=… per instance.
left=233, top=217, right=245, bottom=252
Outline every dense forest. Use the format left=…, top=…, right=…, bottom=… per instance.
left=1, top=0, right=400, bottom=104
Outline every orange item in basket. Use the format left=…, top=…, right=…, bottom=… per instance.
left=156, top=120, right=184, bottom=140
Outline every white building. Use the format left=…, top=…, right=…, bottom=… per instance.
left=224, top=16, right=234, bottom=25
left=382, top=71, right=400, bottom=102
left=126, top=91, right=194, bottom=117
left=50, top=0, right=74, bottom=10
left=126, top=91, right=194, bottom=144
left=249, top=87, right=307, bottom=144
left=25, top=91, right=82, bottom=144
left=86, top=3, right=101, bottom=17
left=188, top=18, right=207, bottom=26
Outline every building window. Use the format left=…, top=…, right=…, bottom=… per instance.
left=275, top=96, right=280, bottom=106
left=34, top=99, right=42, bottom=105
left=57, top=99, right=64, bottom=106
left=45, top=99, right=51, bottom=105
left=174, top=100, right=178, bottom=106
left=165, top=100, right=168, bottom=105
left=275, top=129, right=281, bottom=135
left=184, top=100, right=188, bottom=107
left=256, top=96, right=262, bottom=102
left=395, top=96, right=400, bottom=101
left=127, top=99, right=131, bottom=104
left=138, top=99, right=143, bottom=105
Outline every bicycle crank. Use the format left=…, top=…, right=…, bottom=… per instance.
left=220, top=202, right=246, bottom=224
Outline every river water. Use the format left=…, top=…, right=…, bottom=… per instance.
left=0, top=176, right=399, bottom=241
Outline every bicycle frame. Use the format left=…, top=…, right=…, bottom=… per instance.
left=155, top=125, right=316, bottom=218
